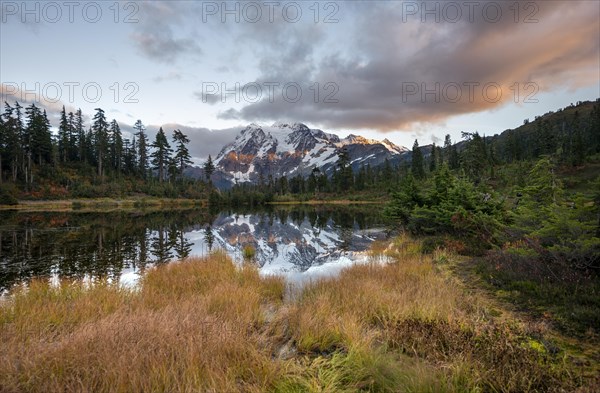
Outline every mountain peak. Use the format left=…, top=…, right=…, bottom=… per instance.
left=340, top=134, right=378, bottom=146
left=271, top=122, right=309, bottom=131
left=381, top=138, right=409, bottom=153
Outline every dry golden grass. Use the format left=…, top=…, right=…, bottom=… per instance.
left=0, top=237, right=584, bottom=392
left=0, top=254, right=285, bottom=393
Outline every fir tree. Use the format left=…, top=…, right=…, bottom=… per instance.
left=0, top=115, right=4, bottom=183
left=429, top=142, right=438, bottom=173
left=172, top=129, right=192, bottom=182
left=335, top=148, right=353, bottom=190
left=26, top=104, right=52, bottom=167
left=411, top=140, right=425, bottom=179
left=109, top=119, right=123, bottom=173
left=92, top=108, right=109, bottom=177
left=1, top=102, right=21, bottom=181
left=203, top=154, right=215, bottom=184
left=461, top=131, right=487, bottom=183
left=75, top=109, right=85, bottom=162
left=58, top=106, right=69, bottom=163
left=150, top=127, right=172, bottom=182
left=66, top=111, right=77, bottom=161
left=133, top=120, right=148, bottom=178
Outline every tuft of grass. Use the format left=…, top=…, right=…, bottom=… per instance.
left=243, top=244, right=257, bottom=261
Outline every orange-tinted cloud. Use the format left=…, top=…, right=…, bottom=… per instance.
left=219, top=1, right=599, bottom=131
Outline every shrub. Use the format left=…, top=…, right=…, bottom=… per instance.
left=0, top=185, right=18, bottom=205
left=242, top=244, right=256, bottom=261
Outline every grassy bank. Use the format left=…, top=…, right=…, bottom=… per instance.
left=1, top=238, right=595, bottom=392
left=0, top=197, right=206, bottom=212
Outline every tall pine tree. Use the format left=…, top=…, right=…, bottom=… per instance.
left=150, top=127, right=172, bottom=182
left=109, top=119, right=123, bottom=173
left=411, top=140, right=425, bottom=179
left=134, top=120, right=148, bottom=178
left=203, top=154, right=215, bottom=184
left=58, top=106, right=69, bottom=163
left=92, top=108, right=109, bottom=177
left=172, top=129, right=192, bottom=182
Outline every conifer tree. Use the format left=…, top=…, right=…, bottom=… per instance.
left=461, top=132, right=487, bottom=183
left=133, top=120, right=148, bottom=178
left=429, top=142, right=438, bottom=173
left=411, top=140, right=425, bottom=179
left=203, top=154, right=215, bottom=184
left=92, top=108, right=109, bottom=177
left=109, top=119, right=123, bottom=173
left=1, top=103, right=21, bottom=181
left=26, top=104, right=53, bottom=168
left=58, top=106, right=69, bottom=163
left=150, top=127, right=172, bottom=182
left=0, top=115, right=4, bottom=183
left=74, top=109, right=85, bottom=162
left=172, top=129, right=192, bottom=182
left=335, top=148, right=353, bottom=191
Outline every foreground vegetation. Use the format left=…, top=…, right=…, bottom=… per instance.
left=2, top=236, right=596, bottom=392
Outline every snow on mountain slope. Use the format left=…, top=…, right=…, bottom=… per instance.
left=213, top=122, right=409, bottom=186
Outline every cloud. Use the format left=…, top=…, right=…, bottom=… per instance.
left=193, top=90, right=220, bottom=105
left=1, top=83, right=80, bottom=118
left=217, top=1, right=600, bottom=131
left=130, top=2, right=202, bottom=63
left=149, top=123, right=240, bottom=159
left=130, top=30, right=201, bottom=63
left=153, top=72, right=183, bottom=83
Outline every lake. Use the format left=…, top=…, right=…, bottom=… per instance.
left=0, top=205, right=390, bottom=293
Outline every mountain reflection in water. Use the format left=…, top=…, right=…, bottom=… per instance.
left=0, top=206, right=388, bottom=292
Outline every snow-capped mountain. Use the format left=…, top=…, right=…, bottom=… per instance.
left=212, top=122, right=408, bottom=186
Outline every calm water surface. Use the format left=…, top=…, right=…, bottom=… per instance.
left=0, top=205, right=390, bottom=293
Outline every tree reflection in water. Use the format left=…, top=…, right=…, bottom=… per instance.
left=0, top=205, right=387, bottom=292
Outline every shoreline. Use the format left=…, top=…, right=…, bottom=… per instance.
left=267, top=199, right=386, bottom=205
left=0, top=198, right=207, bottom=212
left=0, top=198, right=387, bottom=212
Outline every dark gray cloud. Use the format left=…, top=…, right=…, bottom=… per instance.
left=217, top=0, right=599, bottom=131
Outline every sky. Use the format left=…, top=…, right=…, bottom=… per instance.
left=1, top=0, right=599, bottom=163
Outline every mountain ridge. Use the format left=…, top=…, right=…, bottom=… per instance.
left=208, top=122, right=408, bottom=187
